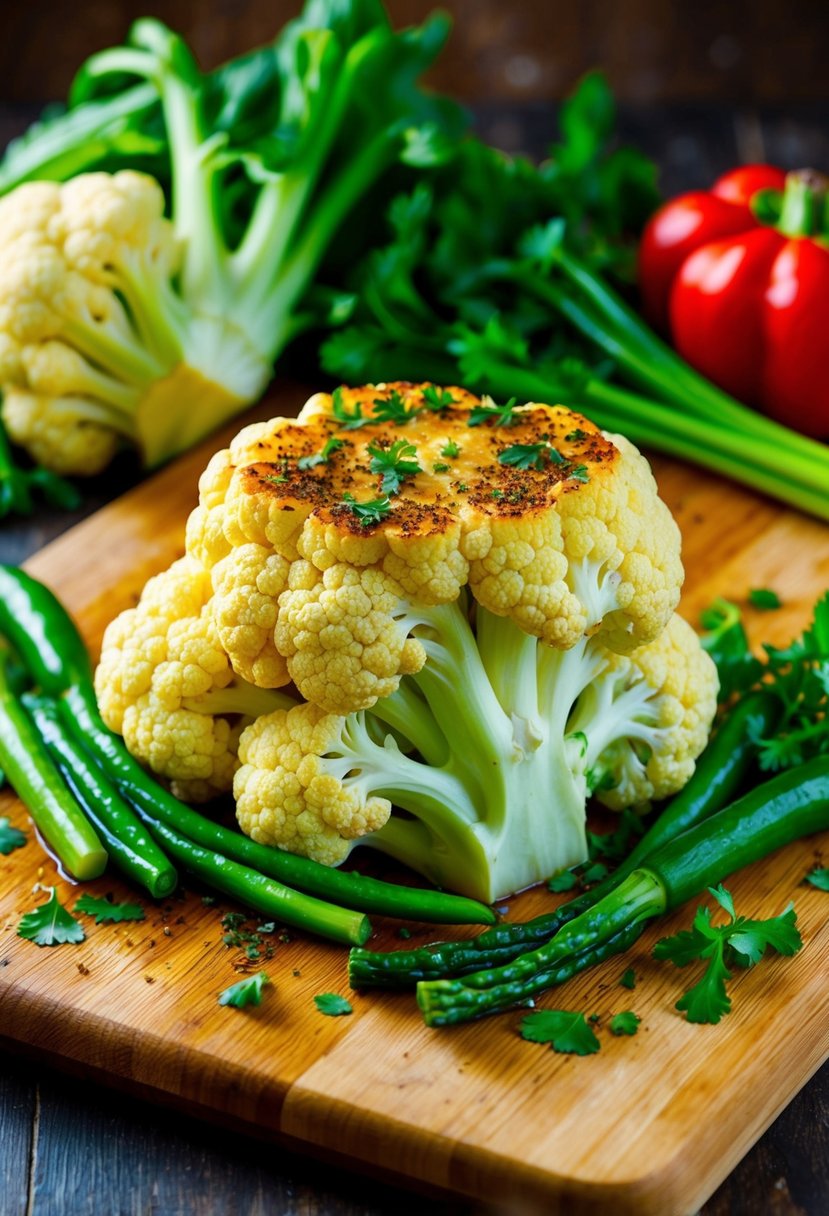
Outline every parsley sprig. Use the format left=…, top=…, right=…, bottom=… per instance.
left=653, top=884, right=802, bottom=1024
left=74, top=893, right=145, bottom=924
left=219, top=971, right=271, bottom=1008
left=468, top=395, right=518, bottom=428
left=342, top=492, right=393, bottom=526
left=18, top=887, right=85, bottom=947
left=367, top=438, right=422, bottom=494
left=332, top=386, right=366, bottom=430
left=520, top=1009, right=600, bottom=1055
left=297, top=436, right=344, bottom=470
left=372, top=389, right=420, bottom=425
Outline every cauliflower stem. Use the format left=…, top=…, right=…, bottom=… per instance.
left=0, top=5, right=462, bottom=474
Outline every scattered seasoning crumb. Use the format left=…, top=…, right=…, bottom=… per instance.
left=125, top=938, right=134, bottom=948
left=397, top=927, right=412, bottom=940
left=77, top=962, right=90, bottom=976
left=163, top=927, right=172, bottom=938
left=202, top=895, right=217, bottom=906
left=148, top=939, right=156, bottom=948
left=292, top=969, right=301, bottom=977
left=145, top=976, right=155, bottom=984
left=588, top=1013, right=600, bottom=1024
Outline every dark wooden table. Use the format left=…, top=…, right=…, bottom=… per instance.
left=1, top=100, right=829, bottom=1216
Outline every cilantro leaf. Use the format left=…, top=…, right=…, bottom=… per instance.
left=619, top=968, right=636, bottom=990
left=218, top=971, right=271, bottom=1008
left=18, top=887, right=85, bottom=947
left=609, top=1011, right=640, bottom=1036
left=74, top=894, right=145, bottom=924
left=331, top=386, right=366, bottom=430
left=341, top=492, right=392, bottom=526
left=314, top=992, right=353, bottom=1016
left=297, top=436, right=344, bottom=471
left=0, top=816, right=26, bottom=855
left=749, top=588, right=782, bottom=610
left=806, top=867, right=829, bottom=891
left=367, top=438, right=422, bottom=495
left=654, top=889, right=802, bottom=1024
left=520, top=1009, right=601, bottom=1055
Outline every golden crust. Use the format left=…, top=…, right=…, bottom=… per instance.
left=235, top=383, right=618, bottom=539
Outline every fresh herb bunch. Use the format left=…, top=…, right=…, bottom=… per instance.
left=320, top=75, right=829, bottom=520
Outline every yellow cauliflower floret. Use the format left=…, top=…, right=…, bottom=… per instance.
left=234, top=704, right=392, bottom=865
left=94, top=555, right=286, bottom=801
left=3, top=388, right=119, bottom=475
left=185, top=382, right=683, bottom=715
left=586, top=613, right=719, bottom=810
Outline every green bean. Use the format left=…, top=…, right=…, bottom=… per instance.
left=25, top=694, right=177, bottom=899
left=0, top=653, right=106, bottom=881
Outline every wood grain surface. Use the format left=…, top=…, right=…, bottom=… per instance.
left=1, top=384, right=828, bottom=1215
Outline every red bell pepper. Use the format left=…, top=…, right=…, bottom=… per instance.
left=639, top=165, right=829, bottom=438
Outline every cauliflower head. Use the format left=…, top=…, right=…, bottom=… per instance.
left=186, top=382, right=684, bottom=715
left=95, top=555, right=289, bottom=800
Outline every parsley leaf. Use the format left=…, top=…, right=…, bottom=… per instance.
left=440, top=440, right=460, bottom=459
left=653, top=887, right=802, bottom=1024
left=749, top=588, right=782, bottom=610
left=331, top=386, right=366, bottom=430
left=586, top=809, right=645, bottom=864
left=0, top=816, right=26, bottom=855
left=18, top=887, right=85, bottom=947
left=806, top=867, right=829, bottom=891
left=367, top=438, right=422, bottom=495
left=548, top=869, right=579, bottom=893
left=619, top=968, right=636, bottom=990
left=342, top=492, right=392, bottom=526
left=314, top=992, right=353, bottom=1017
left=372, top=389, right=419, bottom=425
left=74, top=894, right=145, bottom=924
left=520, top=1009, right=601, bottom=1055
left=568, top=464, right=590, bottom=483
left=498, top=442, right=565, bottom=471
left=609, top=1011, right=640, bottom=1036
left=422, top=386, right=455, bottom=411
left=468, top=395, right=518, bottom=428
left=218, top=971, right=271, bottom=1008
left=297, top=436, right=344, bottom=471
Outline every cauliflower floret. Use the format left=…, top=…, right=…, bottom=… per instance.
left=95, top=555, right=288, bottom=800
left=235, top=704, right=392, bottom=864
left=185, top=383, right=683, bottom=715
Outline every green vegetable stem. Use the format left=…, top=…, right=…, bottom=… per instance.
left=348, top=690, right=779, bottom=988
left=414, top=758, right=829, bottom=1025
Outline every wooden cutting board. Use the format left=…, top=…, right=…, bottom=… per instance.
left=1, top=384, right=828, bottom=1216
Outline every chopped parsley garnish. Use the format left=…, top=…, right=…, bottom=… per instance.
left=749, top=587, right=782, bottom=610
left=520, top=1009, right=600, bottom=1055
left=314, top=992, right=353, bottom=1017
left=568, top=464, right=590, bottom=483
left=74, top=894, right=145, bottom=924
left=220, top=911, right=276, bottom=961
left=218, top=971, right=271, bottom=1008
left=422, top=386, right=456, bottom=411
left=619, top=968, right=637, bottom=990
left=331, top=386, right=366, bottom=430
left=498, top=442, right=564, bottom=471
left=433, top=462, right=450, bottom=473
left=263, top=462, right=290, bottom=485
left=806, top=867, right=829, bottom=891
left=609, top=1011, right=640, bottom=1036
left=18, top=887, right=85, bottom=947
left=548, top=869, right=579, bottom=893
left=367, top=438, right=422, bottom=494
left=565, top=428, right=587, bottom=441
left=468, top=395, right=518, bottom=428
left=440, top=440, right=461, bottom=459
left=297, top=436, right=344, bottom=470
left=0, top=816, right=26, bottom=855
left=653, top=884, right=802, bottom=1024
left=372, top=389, right=419, bottom=425
left=456, top=482, right=469, bottom=492
left=587, top=808, right=645, bottom=863
left=342, top=492, right=393, bottom=526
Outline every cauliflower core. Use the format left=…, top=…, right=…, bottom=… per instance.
left=96, top=383, right=716, bottom=901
